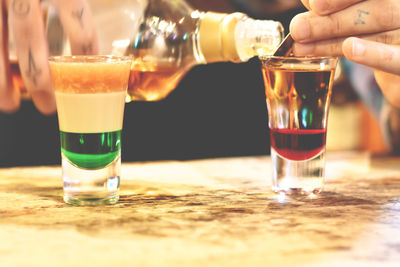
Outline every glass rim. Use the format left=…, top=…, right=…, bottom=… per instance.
left=259, top=55, right=338, bottom=61
left=48, top=55, right=132, bottom=63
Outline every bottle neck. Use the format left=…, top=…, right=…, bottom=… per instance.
left=196, top=12, right=245, bottom=63
left=196, top=12, right=284, bottom=64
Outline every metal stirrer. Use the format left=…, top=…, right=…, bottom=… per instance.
left=273, top=34, right=294, bottom=56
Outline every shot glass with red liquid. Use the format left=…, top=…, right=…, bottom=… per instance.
left=261, top=56, right=338, bottom=195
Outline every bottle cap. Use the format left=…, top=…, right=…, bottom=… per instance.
left=199, top=12, right=245, bottom=63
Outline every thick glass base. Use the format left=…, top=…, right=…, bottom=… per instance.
left=271, top=148, right=325, bottom=195
left=62, top=152, right=120, bottom=206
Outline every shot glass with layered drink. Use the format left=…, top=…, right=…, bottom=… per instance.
left=261, top=56, right=338, bottom=196
left=49, top=56, right=131, bottom=205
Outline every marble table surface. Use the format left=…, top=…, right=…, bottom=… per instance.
left=0, top=151, right=400, bottom=267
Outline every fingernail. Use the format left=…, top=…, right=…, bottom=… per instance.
left=290, top=14, right=311, bottom=42
left=352, top=39, right=366, bottom=57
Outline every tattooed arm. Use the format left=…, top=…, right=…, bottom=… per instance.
left=290, top=0, right=400, bottom=108
left=2, top=0, right=97, bottom=114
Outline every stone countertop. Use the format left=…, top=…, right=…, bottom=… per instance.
left=0, top=152, right=399, bottom=266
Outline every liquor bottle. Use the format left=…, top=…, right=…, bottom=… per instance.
left=11, top=0, right=284, bottom=102
left=125, top=0, right=284, bottom=101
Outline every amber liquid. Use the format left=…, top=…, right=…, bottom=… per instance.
left=263, top=68, right=332, bottom=160
left=127, top=60, right=187, bottom=102
left=262, top=68, right=334, bottom=132
left=10, top=59, right=30, bottom=99
left=12, top=59, right=186, bottom=102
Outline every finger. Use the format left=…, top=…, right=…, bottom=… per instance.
left=309, top=0, right=364, bottom=15
left=293, top=38, right=346, bottom=57
left=374, top=71, right=400, bottom=108
left=8, top=0, right=55, bottom=115
left=300, top=0, right=311, bottom=10
left=290, top=0, right=400, bottom=43
left=0, top=2, right=20, bottom=113
left=343, top=37, right=400, bottom=75
left=50, top=0, right=98, bottom=55
left=294, top=29, right=400, bottom=56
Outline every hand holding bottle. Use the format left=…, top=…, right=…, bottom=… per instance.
left=2, top=0, right=97, bottom=114
left=290, top=0, right=400, bottom=107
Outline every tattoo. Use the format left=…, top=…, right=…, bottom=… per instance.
left=25, top=49, right=41, bottom=86
left=72, top=8, right=85, bottom=28
left=12, top=0, right=30, bottom=16
left=354, top=9, right=370, bottom=25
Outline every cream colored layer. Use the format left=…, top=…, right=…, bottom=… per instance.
left=56, top=91, right=126, bottom=133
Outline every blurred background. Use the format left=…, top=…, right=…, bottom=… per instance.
left=0, top=0, right=387, bottom=167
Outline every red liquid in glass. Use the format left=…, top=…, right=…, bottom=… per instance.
left=270, top=128, right=326, bottom=161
